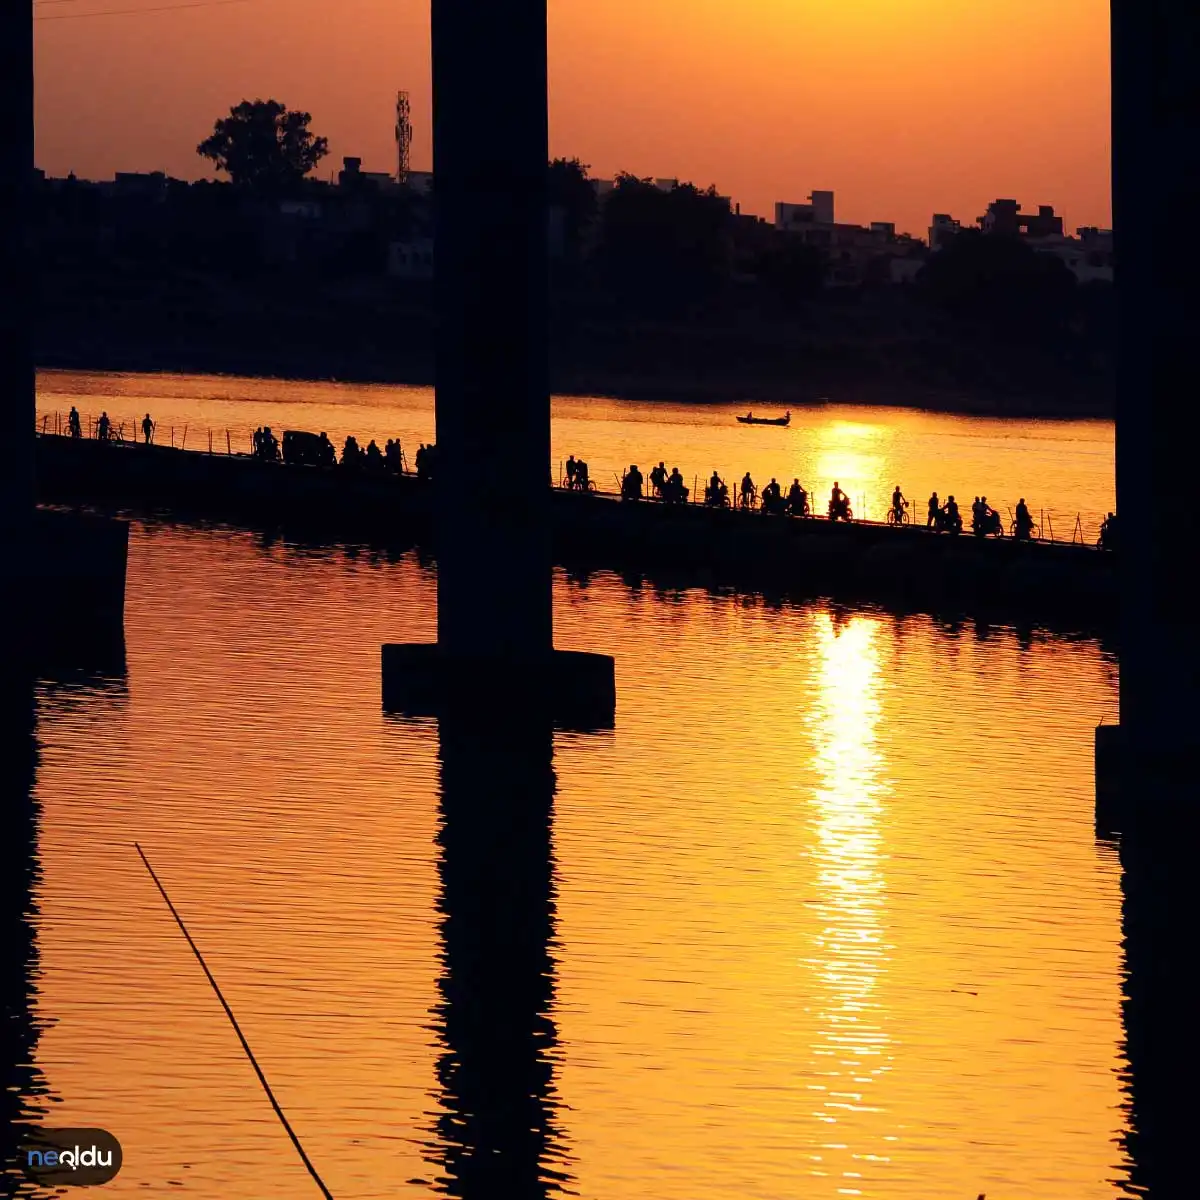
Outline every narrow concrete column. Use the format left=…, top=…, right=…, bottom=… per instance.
left=430, top=0, right=552, bottom=663
left=1104, top=1, right=1200, bottom=821
left=0, top=0, right=36, bottom=581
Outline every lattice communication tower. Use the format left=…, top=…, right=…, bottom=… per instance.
left=395, top=91, right=413, bottom=184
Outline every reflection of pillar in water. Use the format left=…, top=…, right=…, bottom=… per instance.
left=0, top=677, right=51, bottom=1185
left=426, top=713, right=570, bottom=1199
left=1117, top=832, right=1198, bottom=1198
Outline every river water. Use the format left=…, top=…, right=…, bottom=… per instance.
left=9, top=371, right=1130, bottom=1199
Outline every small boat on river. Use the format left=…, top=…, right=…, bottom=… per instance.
left=736, top=410, right=791, bottom=427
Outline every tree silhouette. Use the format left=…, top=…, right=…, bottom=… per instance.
left=197, top=100, right=328, bottom=192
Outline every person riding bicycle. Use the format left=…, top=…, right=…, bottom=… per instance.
left=97, top=412, right=111, bottom=443
left=1098, top=511, right=1117, bottom=551
left=565, top=454, right=577, bottom=488
left=927, top=492, right=940, bottom=529
left=68, top=406, right=82, bottom=438
left=829, top=481, right=850, bottom=521
left=706, top=471, right=728, bottom=507
left=575, top=459, right=590, bottom=490
left=788, top=479, right=808, bottom=516
left=142, top=412, right=154, bottom=445
left=650, top=461, right=668, bottom=497
left=740, top=472, right=756, bottom=508
left=622, top=464, right=644, bottom=500
left=891, top=486, right=907, bottom=523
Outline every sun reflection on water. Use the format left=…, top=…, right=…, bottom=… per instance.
left=804, top=610, right=893, bottom=1190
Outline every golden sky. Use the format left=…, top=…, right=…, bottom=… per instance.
left=34, top=0, right=1110, bottom=235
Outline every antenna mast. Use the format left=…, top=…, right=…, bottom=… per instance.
left=395, top=90, right=412, bottom=184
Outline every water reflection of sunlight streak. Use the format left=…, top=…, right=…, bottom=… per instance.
left=814, top=421, right=889, bottom=517
left=804, top=612, right=892, bottom=1160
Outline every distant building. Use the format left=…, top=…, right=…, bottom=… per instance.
left=978, top=198, right=1064, bottom=239
left=388, top=236, right=434, bottom=280
left=929, top=213, right=962, bottom=251
left=775, top=190, right=835, bottom=232
left=338, top=156, right=401, bottom=191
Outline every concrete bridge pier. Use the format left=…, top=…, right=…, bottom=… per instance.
left=382, top=0, right=614, bottom=726
left=1096, top=0, right=1200, bottom=833
left=1, top=0, right=128, bottom=669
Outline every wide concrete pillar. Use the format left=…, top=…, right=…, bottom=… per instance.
left=1098, top=0, right=1200, bottom=829
left=383, top=0, right=613, bottom=724
left=430, top=0, right=551, bottom=662
left=0, top=0, right=36, bottom=569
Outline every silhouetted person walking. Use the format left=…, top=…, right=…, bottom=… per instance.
left=68, top=406, right=81, bottom=438
left=141, top=413, right=154, bottom=445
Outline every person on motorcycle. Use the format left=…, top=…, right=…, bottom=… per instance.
left=1098, top=511, right=1117, bottom=550
left=565, top=454, right=577, bottom=488
left=980, top=496, right=999, bottom=536
left=1014, top=498, right=1034, bottom=541
left=68, top=406, right=82, bottom=438
left=575, top=459, right=590, bottom=490
left=891, top=486, right=907, bottom=523
left=740, top=472, right=756, bottom=508
left=666, top=466, right=687, bottom=502
left=762, top=477, right=783, bottom=513
left=970, top=496, right=983, bottom=532
left=262, top=427, right=279, bottom=461
left=829, top=481, right=850, bottom=520
left=927, top=492, right=939, bottom=528
left=623, top=464, right=644, bottom=500
left=788, top=479, right=808, bottom=516
left=650, top=461, right=668, bottom=497
left=942, top=494, right=961, bottom=533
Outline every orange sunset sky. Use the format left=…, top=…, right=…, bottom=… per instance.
left=34, top=0, right=1111, bottom=237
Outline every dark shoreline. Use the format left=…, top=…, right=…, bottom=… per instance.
left=36, top=347, right=1115, bottom=422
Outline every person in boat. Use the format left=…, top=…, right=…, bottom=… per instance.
left=740, top=471, right=756, bottom=509
left=788, top=478, right=808, bottom=516
left=622, top=464, right=644, bottom=500
left=892, top=486, right=907, bottom=523
left=1014, top=497, right=1035, bottom=541
left=565, top=454, right=577, bottom=488
left=941, top=494, right=962, bottom=533
left=142, top=412, right=155, bottom=445
left=927, top=492, right=940, bottom=528
left=1098, top=511, right=1117, bottom=551
left=650, top=461, right=668, bottom=497
left=745, top=411, right=753, bottom=421
left=829, top=481, right=850, bottom=520
left=97, top=412, right=111, bottom=443
left=68, top=406, right=82, bottom=438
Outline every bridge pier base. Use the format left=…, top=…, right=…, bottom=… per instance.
left=382, top=644, right=615, bottom=731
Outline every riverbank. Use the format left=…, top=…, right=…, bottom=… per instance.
left=36, top=268, right=1114, bottom=419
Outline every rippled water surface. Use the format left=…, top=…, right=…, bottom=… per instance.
left=8, top=506, right=1132, bottom=1199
